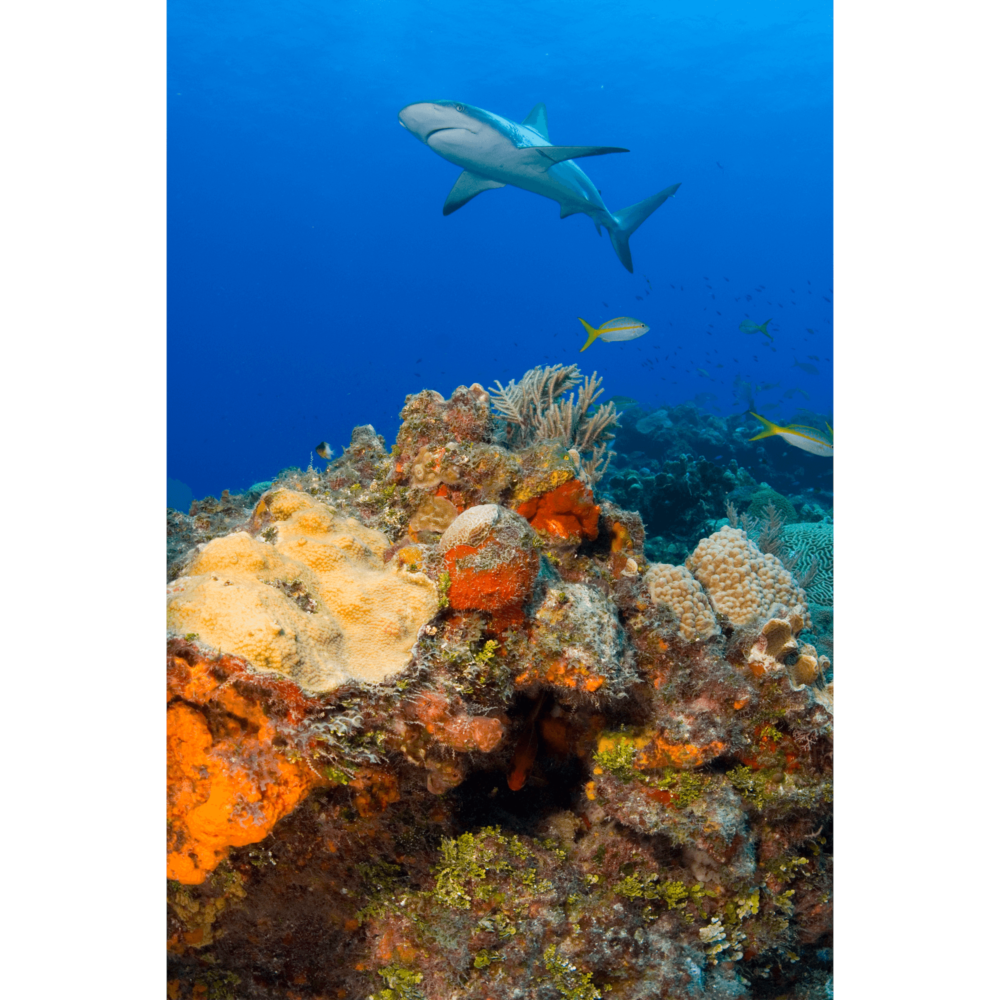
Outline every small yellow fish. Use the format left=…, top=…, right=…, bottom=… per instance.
left=578, top=316, right=649, bottom=351
left=749, top=413, right=833, bottom=457
left=316, top=441, right=334, bottom=459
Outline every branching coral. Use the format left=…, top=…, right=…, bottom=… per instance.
left=489, top=364, right=619, bottom=482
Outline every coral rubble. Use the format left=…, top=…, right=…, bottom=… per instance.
left=166, top=369, right=833, bottom=1000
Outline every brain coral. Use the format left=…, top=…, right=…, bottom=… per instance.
left=686, top=525, right=811, bottom=627
left=645, top=563, right=720, bottom=641
left=167, top=489, right=438, bottom=692
left=782, top=520, right=833, bottom=605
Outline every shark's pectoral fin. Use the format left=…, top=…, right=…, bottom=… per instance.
left=532, top=145, right=629, bottom=167
left=443, top=170, right=507, bottom=215
left=559, top=204, right=584, bottom=219
left=522, top=103, right=550, bottom=140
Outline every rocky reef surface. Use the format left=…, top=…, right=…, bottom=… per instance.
left=166, top=367, right=833, bottom=999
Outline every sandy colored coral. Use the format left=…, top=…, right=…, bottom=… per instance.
left=439, top=504, right=539, bottom=616
left=645, top=563, right=720, bottom=641
left=167, top=489, right=438, bottom=692
left=686, top=525, right=811, bottom=627
left=517, top=478, right=600, bottom=543
left=167, top=653, right=322, bottom=885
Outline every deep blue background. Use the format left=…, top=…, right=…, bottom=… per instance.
left=168, top=0, right=832, bottom=500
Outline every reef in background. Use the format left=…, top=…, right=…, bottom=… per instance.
left=602, top=403, right=832, bottom=564
left=166, top=366, right=833, bottom=1000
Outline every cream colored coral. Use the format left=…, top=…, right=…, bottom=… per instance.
left=439, top=504, right=501, bottom=550
left=645, top=563, right=720, bottom=641
left=167, top=489, right=438, bottom=692
left=686, top=525, right=811, bottom=627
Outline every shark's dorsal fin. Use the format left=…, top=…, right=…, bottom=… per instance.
left=522, top=103, right=550, bottom=140
left=532, top=145, right=629, bottom=166
left=443, top=170, right=506, bottom=216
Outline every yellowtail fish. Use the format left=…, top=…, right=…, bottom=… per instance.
left=578, top=316, right=649, bottom=351
left=739, top=318, right=773, bottom=341
left=749, top=413, right=833, bottom=457
left=315, top=441, right=334, bottom=459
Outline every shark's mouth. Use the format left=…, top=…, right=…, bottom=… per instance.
left=426, top=127, right=475, bottom=141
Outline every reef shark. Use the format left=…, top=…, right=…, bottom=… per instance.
left=398, top=100, right=680, bottom=272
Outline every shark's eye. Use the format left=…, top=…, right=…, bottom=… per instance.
left=455, top=104, right=465, bottom=112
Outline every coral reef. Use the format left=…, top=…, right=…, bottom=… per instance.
left=604, top=454, right=757, bottom=562
left=166, top=368, right=833, bottom=1000
left=604, top=401, right=833, bottom=568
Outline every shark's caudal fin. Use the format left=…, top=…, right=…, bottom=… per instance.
left=608, top=182, right=681, bottom=272
left=578, top=318, right=601, bottom=352
left=748, top=412, right=782, bottom=441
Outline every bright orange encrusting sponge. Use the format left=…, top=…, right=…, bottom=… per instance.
left=517, top=478, right=600, bottom=542
left=438, top=504, right=539, bottom=616
left=166, top=651, right=323, bottom=885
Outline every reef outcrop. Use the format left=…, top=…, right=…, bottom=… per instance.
left=167, top=488, right=439, bottom=691
left=166, top=365, right=833, bottom=1000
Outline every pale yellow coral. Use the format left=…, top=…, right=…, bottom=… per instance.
left=685, top=525, right=811, bottom=627
left=645, top=563, right=720, bottom=641
left=167, top=489, right=438, bottom=692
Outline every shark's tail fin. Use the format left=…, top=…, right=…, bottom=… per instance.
left=608, top=183, right=680, bottom=272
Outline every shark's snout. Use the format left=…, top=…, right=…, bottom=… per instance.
left=398, top=101, right=476, bottom=144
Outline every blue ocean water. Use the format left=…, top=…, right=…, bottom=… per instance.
left=168, top=0, right=831, bottom=501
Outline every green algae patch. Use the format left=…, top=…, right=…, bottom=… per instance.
left=374, top=964, right=425, bottom=1000
left=543, top=944, right=602, bottom=1000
